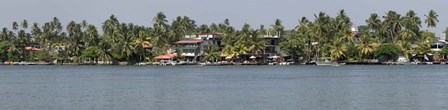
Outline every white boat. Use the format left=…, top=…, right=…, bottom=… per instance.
left=316, top=60, right=345, bottom=66
left=158, top=60, right=176, bottom=66
left=397, top=57, right=410, bottom=65
left=316, top=60, right=332, bottom=66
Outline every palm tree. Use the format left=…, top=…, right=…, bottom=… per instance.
left=31, top=23, right=42, bottom=44
left=366, top=13, right=382, bottom=32
left=403, top=10, right=421, bottom=33
left=0, top=28, right=11, bottom=41
left=424, top=10, right=439, bottom=28
left=249, top=30, right=265, bottom=55
left=382, top=11, right=402, bottom=43
left=334, top=10, right=354, bottom=44
left=133, top=30, right=151, bottom=62
left=356, top=35, right=376, bottom=61
left=271, top=19, right=284, bottom=37
left=97, top=37, right=112, bottom=64
left=222, top=45, right=237, bottom=58
left=312, top=12, right=332, bottom=60
left=153, top=12, right=168, bottom=28
left=66, top=21, right=84, bottom=61
left=12, top=22, right=19, bottom=31
left=197, top=24, right=211, bottom=33
left=329, top=38, right=347, bottom=62
left=85, top=25, right=99, bottom=47
left=202, top=42, right=221, bottom=62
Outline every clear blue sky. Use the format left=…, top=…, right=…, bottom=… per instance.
left=1, top=0, right=446, bottom=35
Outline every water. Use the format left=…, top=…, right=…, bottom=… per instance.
left=1, top=65, right=448, bottom=110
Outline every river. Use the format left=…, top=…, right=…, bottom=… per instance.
left=0, top=65, right=447, bottom=110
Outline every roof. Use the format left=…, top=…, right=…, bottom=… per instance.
left=175, top=39, right=204, bottom=44
left=199, top=32, right=224, bottom=35
left=154, top=54, right=176, bottom=60
left=25, top=47, right=41, bottom=51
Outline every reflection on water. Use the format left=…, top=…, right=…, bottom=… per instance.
left=0, top=65, right=448, bottom=110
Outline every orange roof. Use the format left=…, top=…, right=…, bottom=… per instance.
left=154, top=54, right=176, bottom=60
left=25, top=47, right=41, bottom=51
left=175, top=39, right=204, bottom=44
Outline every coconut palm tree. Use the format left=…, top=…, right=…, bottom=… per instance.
left=202, top=42, right=221, bottom=62
left=85, top=25, right=99, bottom=47
left=236, top=23, right=252, bottom=47
left=271, top=19, right=284, bottom=37
left=248, top=30, right=265, bottom=55
left=382, top=11, right=402, bottom=43
left=133, top=30, right=151, bottom=62
left=12, top=22, right=19, bottom=31
left=402, top=10, right=422, bottom=33
left=334, top=10, right=354, bottom=44
left=66, top=21, right=84, bottom=60
left=329, top=38, right=347, bottom=62
left=153, top=12, right=168, bottom=29
left=31, top=23, right=42, bottom=44
left=356, top=35, right=376, bottom=61
left=312, top=12, right=332, bottom=59
left=366, top=13, right=381, bottom=31
left=424, top=10, right=439, bottom=28
left=97, top=37, right=112, bottom=64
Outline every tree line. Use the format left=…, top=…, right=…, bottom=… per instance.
left=0, top=10, right=448, bottom=64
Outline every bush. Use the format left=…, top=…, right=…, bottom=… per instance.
left=375, top=43, right=402, bottom=62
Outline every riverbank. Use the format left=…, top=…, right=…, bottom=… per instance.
left=2, top=61, right=447, bottom=66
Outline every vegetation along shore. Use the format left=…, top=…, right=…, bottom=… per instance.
left=1, top=10, right=448, bottom=65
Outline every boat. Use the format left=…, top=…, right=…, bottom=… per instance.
left=158, top=60, right=176, bottom=66
left=316, top=60, right=345, bottom=66
left=397, top=57, right=410, bottom=65
left=315, top=60, right=332, bottom=66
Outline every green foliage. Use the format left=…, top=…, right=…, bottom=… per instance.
left=0, top=10, right=442, bottom=64
left=345, top=45, right=360, bottom=61
left=0, top=41, right=11, bottom=61
left=280, top=32, right=304, bottom=62
left=202, top=43, right=220, bottom=62
left=439, top=46, right=448, bottom=56
left=81, top=46, right=100, bottom=59
left=36, top=50, right=51, bottom=61
left=375, top=43, right=402, bottom=61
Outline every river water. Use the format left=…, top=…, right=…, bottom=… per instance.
left=0, top=65, right=447, bottom=110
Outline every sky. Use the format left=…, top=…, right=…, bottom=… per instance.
left=1, top=0, right=446, bottom=35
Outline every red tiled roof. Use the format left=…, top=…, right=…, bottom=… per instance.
left=154, top=54, right=176, bottom=60
left=175, top=39, right=204, bottom=44
left=199, top=32, right=224, bottom=35
left=25, top=47, right=41, bottom=51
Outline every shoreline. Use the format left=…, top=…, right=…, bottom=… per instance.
left=1, top=62, right=446, bottom=66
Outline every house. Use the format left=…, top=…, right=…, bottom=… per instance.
left=173, top=32, right=224, bottom=62
left=262, top=35, right=282, bottom=56
left=431, top=40, right=446, bottom=52
left=174, top=39, right=203, bottom=62
left=184, top=32, right=224, bottom=47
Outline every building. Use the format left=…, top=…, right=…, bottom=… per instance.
left=173, top=32, right=224, bottom=62
left=431, top=40, right=446, bottom=52
left=262, top=35, right=282, bottom=56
